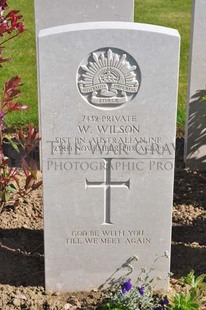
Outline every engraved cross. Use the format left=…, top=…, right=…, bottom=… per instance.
left=85, top=158, right=130, bottom=225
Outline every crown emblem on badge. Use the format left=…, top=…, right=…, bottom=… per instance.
left=78, top=48, right=140, bottom=108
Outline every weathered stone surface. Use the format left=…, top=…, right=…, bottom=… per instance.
left=38, top=22, right=180, bottom=291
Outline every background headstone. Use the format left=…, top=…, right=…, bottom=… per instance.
left=34, top=0, right=134, bottom=35
left=184, top=0, right=206, bottom=170
left=39, top=22, right=180, bottom=291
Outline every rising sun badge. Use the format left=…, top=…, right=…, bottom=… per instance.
left=78, top=48, right=141, bottom=109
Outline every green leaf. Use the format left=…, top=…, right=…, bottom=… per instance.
left=4, top=135, right=20, bottom=153
left=2, top=190, right=10, bottom=202
left=195, top=274, right=206, bottom=287
left=6, top=184, right=17, bottom=193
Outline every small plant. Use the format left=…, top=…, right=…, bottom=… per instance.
left=0, top=0, right=25, bottom=66
left=0, top=123, right=41, bottom=211
left=0, top=76, right=41, bottom=210
left=0, top=0, right=41, bottom=211
left=169, top=270, right=206, bottom=310
left=99, top=253, right=170, bottom=310
left=99, top=255, right=206, bottom=310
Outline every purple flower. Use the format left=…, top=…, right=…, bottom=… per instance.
left=154, top=297, right=169, bottom=310
left=121, top=279, right=132, bottom=294
left=161, top=297, right=169, bottom=308
left=138, top=285, right=145, bottom=296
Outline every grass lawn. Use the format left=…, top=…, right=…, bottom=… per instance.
left=0, top=0, right=37, bottom=129
left=1, top=0, right=192, bottom=130
left=135, top=0, right=192, bottom=130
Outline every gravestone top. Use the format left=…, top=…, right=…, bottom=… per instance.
left=39, top=21, right=180, bottom=291
left=39, top=22, right=179, bottom=38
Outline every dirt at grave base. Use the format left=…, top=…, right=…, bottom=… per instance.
left=0, top=138, right=205, bottom=309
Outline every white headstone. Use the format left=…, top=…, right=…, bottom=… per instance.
left=39, top=22, right=180, bottom=291
left=184, top=0, right=206, bottom=170
left=34, top=0, right=134, bottom=35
